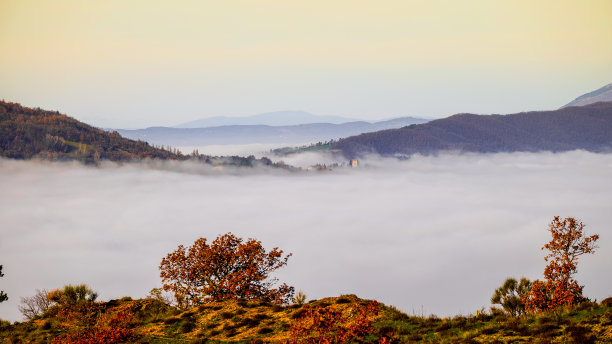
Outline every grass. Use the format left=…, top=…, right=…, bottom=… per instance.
left=0, top=295, right=610, bottom=343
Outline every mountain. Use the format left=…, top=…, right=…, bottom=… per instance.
left=563, top=83, right=612, bottom=108
left=117, top=117, right=429, bottom=146
left=175, top=110, right=361, bottom=128
left=332, top=102, right=612, bottom=158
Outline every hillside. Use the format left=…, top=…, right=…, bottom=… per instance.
left=332, top=102, right=612, bottom=158
left=0, top=101, right=295, bottom=169
left=563, top=83, right=612, bottom=108
left=1, top=295, right=610, bottom=343
left=0, top=101, right=183, bottom=163
left=117, top=117, right=429, bottom=146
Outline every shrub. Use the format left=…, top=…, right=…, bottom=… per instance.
left=335, top=297, right=351, bottom=304
left=600, top=297, right=612, bottom=307
left=491, top=277, right=531, bottom=316
left=292, top=291, right=307, bottom=305
left=285, top=300, right=391, bottom=344
left=47, top=284, right=97, bottom=306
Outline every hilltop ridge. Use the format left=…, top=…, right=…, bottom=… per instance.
left=332, top=101, right=612, bottom=158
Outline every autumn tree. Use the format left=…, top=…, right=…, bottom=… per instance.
left=523, top=216, right=599, bottom=313
left=491, top=277, right=531, bottom=316
left=0, top=265, right=7, bottom=303
left=159, top=233, right=294, bottom=307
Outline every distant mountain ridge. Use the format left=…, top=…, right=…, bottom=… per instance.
left=563, top=83, right=612, bottom=108
left=175, top=110, right=361, bottom=128
left=332, top=102, right=612, bottom=158
left=117, top=117, right=429, bottom=146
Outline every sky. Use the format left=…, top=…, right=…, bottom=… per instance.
left=1, top=151, right=611, bottom=321
left=1, top=0, right=611, bottom=128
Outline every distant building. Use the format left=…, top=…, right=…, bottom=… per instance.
left=351, top=159, right=358, bottom=167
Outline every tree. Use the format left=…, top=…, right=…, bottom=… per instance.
left=159, top=233, right=294, bottom=306
left=19, top=289, right=52, bottom=320
left=523, top=216, right=599, bottom=313
left=0, top=265, right=7, bottom=303
left=491, top=277, right=531, bottom=316
left=47, top=284, right=98, bottom=306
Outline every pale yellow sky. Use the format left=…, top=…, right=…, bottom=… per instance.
left=1, top=0, right=611, bottom=127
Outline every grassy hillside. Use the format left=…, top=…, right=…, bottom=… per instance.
left=1, top=295, right=610, bottom=343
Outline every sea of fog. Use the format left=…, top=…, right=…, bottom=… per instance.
left=1, top=150, right=611, bottom=321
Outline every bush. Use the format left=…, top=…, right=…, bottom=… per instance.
left=286, top=301, right=390, bottom=343
left=600, top=297, right=612, bottom=307
left=491, top=277, right=531, bottom=316
left=292, top=291, right=307, bottom=305
left=47, top=284, right=97, bottom=306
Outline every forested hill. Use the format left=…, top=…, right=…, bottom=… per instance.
left=331, top=102, right=612, bottom=158
left=0, top=101, right=183, bottom=163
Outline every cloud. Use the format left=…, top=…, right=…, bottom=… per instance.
left=0, top=151, right=611, bottom=321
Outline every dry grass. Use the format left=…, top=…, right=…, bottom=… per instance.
left=1, top=295, right=611, bottom=343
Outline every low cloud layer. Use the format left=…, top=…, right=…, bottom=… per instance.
left=1, top=151, right=611, bottom=321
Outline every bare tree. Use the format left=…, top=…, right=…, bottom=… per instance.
left=18, top=289, right=52, bottom=320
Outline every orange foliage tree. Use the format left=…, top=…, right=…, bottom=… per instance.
left=285, top=301, right=391, bottom=344
left=159, top=233, right=294, bottom=306
left=523, top=216, right=599, bottom=313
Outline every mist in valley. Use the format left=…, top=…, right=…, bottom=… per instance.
left=1, top=151, right=611, bottom=321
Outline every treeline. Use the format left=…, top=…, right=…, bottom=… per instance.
left=332, top=101, right=612, bottom=158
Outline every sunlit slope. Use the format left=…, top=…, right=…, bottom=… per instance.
left=1, top=295, right=611, bottom=343
left=0, top=101, right=182, bottom=163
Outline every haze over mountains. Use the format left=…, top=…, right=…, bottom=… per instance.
left=175, top=110, right=360, bottom=127
left=3, top=83, right=612, bottom=161
left=117, top=115, right=429, bottom=146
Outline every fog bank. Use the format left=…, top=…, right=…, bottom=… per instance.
left=1, top=151, right=611, bottom=321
